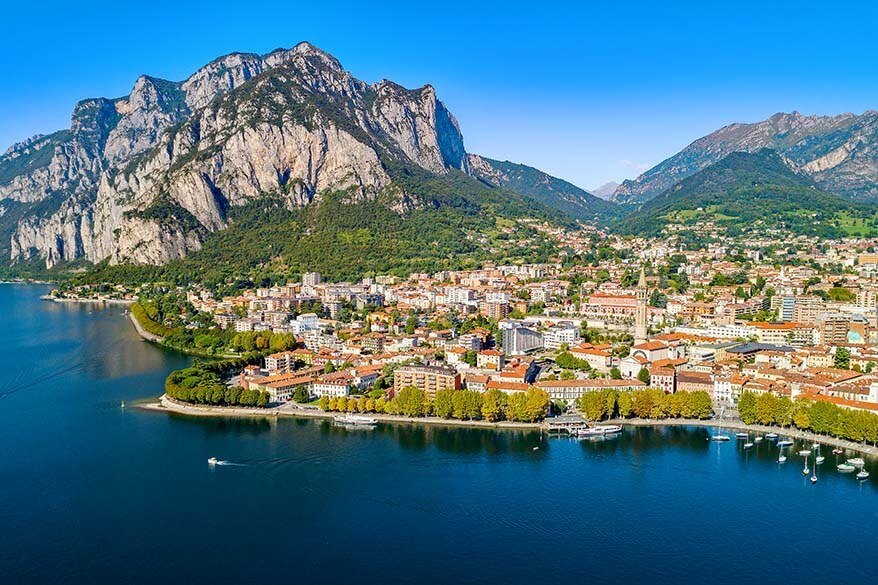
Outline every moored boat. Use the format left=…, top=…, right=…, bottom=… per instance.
left=847, top=458, right=865, bottom=467
left=798, top=450, right=811, bottom=456
left=837, top=463, right=856, bottom=472
left=743, top=442, right=754, bottom=449
left=334, top=414, right=378, bottom=426
left=777, top=439, right=793, bottom=447
left=856, top=469, right=870, bottom=480
left=754, top=436, right=764, bottom=443
left=576, top=424, right=623, bottom=437
left=766, top=433, right=779, bottom=439
left=735, top=432, right=749, bottom=439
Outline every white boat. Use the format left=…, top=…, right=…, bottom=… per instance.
left=837, top=463, right=856, bottom=472
left=815, top=455, right=825, bottom=464
left=766, top=433, right=779, bottom=439
left=832, top=448, right=843, bottom=455
left=810, top=475, right=818, bottom=484
left=754, top=436, right=764, bottom=443
left=576, top=424, right=623, bottom=437
left=735, top=432, right=749, bottom=439
left=856, top=469, right=870, bottom=480
left=777, top=439, right=794, bottom=447
left=847, top=458, right=865, bottom=467
left=778, top=455, right=787, bottom=463
left=709, top=434, right=731, bottom=442
left=743, top=442, right=754, bottom=449
left=208, top=457, right=218, bottom=465
left=798, top=450, right=811, bottom=456
left=334, top=414, right=378, bottom=426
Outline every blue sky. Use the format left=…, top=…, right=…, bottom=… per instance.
left=3, top=0, right=878, bottom=188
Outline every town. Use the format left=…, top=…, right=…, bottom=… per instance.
left=64, top=226, right=878, bottom=431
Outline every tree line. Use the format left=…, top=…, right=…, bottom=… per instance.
left=738, top=391, right=878, bottom=444
left=319, top=386, right=551, bottom=423
left=577, top=389, right=713, bottom=421
left=165, top=361, right=270, bottom=407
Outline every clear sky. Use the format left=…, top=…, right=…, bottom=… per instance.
left=3, top=0, right=878, bottom=189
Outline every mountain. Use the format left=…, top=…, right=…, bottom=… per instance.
left=0, top=42, right=581, bottom=272
left=467, top=155, right=616, bottom=220
left=614, top=110, right=878, bottom=205
left=591, top=181, right=619, bottom=200
left=615, top=149, right=875, bottom=238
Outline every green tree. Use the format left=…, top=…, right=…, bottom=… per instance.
left=637, top=367, right=651, bottom=384
left=617, top=392, right=633, bottom=417
left=481, top=389, right=508, bottom=422
left=834, top=347, right=851, bottom=370
left=433, top=389, right=455, bottom=419
left=738, top=391, right=757, bottom=425
left=395, top=386, right=427, bottom=417
left=609, top=367, right=622, bottom=380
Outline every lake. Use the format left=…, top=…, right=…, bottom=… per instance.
left=0, top=284, right=875, bottom=584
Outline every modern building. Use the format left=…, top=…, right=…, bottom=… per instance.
left=393, top=365, right=461, bottom=397
left=501, top=324, right=544, bottom=356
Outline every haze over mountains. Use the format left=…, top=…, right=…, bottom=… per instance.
left=1, top=42, right=878, bottom=273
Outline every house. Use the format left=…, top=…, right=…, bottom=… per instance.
left=476, top=349, right=505, bottom=371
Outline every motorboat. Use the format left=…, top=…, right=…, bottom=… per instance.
left=847, top=458, right=865, bottom=467
left=798, top=450, right=812, bottom=456
left=856, top=469, right=870, bottom=480
left=754, top=436, right=764, bottom=443
left=576, top=425, right=623, bottom=437
left=709, top=434, right=731, bottom=442
left=743, top=442, right=754, bottom=449
left=735, top=432, right=749, bottom=439
left=837, top=463, right=856, bottom=472
left=208, top=457, right=218, bottom=465
left=832, top=448, right=843, bottom=455
left=334, top=414, right=378, bottom=426
left=777, top=439, right=794, bottom=447
left=766, top=433, right=779, bottom=440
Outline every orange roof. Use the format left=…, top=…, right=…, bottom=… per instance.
left=632, top=341, right=667, bottom=351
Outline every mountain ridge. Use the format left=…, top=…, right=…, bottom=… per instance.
left=614, top=110, right=878, bottom=205
left=0, top=42, right=588, bottom=271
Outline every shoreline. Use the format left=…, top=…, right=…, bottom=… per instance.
left=40, top=294, right=134, bottom=305
left=139, top=397, right=878, bottom=456
left=140, top=395, right=545, bottom=430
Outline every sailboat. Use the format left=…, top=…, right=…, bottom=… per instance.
left=811, top=459, right=818, bottom=484
left=778, top=444, right=787, bottom=463
left=802, top=454, right=810, bottom=476
left=814, top=445, right=824, bottom=465
left=856, top=468, right=870, bottom=480
left=709, top=407, right=731, bottom=442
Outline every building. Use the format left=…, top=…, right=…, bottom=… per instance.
left=393, top=365, right=461, bottom=397
left=302, top=272, right=322, bottom=287
left=818, top=313, right=852, bottom=345
left=476, top=349, right=505, bottom=371
left=634, top=268, right=649, bottom=345
left=535, top=378, right=647, bottom=401
left=501, top=324, right=544, bottom=356
left=543, top=322, right=580, bottom=350
left=479, top=301, right=510, bottom=321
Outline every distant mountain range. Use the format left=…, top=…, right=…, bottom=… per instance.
left=615, top=149, right=876, bottom=238
left=591, top=182, right=619, bottom=200
left=613, top=110, right=878, bottom=205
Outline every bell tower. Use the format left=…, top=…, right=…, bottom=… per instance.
left=634, top=267, right=648, bottom=345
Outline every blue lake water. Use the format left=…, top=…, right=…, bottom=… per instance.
left=0, top=283, right=876, bottom=584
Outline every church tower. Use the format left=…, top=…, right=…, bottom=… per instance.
left=634, top=267, right=648, bottom=345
